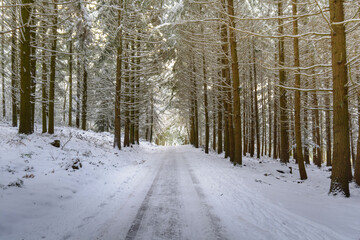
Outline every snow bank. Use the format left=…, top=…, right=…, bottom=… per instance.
left=0, top=123, right=154, bottom=240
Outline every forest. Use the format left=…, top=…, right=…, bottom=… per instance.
left=0, top=0, right=360, bottom=239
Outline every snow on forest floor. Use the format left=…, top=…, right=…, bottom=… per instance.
left=0, top=123, right=360, bottom=240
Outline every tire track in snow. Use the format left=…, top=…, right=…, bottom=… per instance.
left=184, top=156, right=228, bottom=240
left=124, top=162, right=164, bottom=240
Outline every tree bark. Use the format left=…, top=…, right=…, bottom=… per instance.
left=227, top=0, right=242, bottom=165
left=114, top=3, right=123, bottom=149
left=11, top=1, right=18, bottom=127
left=30, top=8, right=36, bottom=132
left=292, top=0, right=307, bottom=180
left=68, top=39, right=73, bottom=127
left=1, top=2, right=5, bottom=119
left=278, top=0, right=289, bottom=163
left=124, top=37, right=130, bottom=147
left=76, top=57, right=81, bottom=128
left=203, top=53, right=209, bottom=154
left=48, top=0, right=57, bottom=134
left=355, top=94, right=360, bottom=186
left=328, top=0, right=351, bottom=197
left=81, top=65, right=87, bottom=131
left=19, top=0, right=33, bottom=134
left=252, top=39, right=260, bottom=159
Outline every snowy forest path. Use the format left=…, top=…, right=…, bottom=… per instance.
left=93, top=146, right=348, bottom=240
left=97, top=147, right=228, bottom=240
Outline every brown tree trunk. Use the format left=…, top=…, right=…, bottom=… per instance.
left=114, top=2, right=122, bottom=149
left=81, top=66, right=87, bottom=131
left=227, top=0, right=242, bottom=165
left=312, top=89, right=322, bottom=167
left=76, top=57, right=81, bottom=128
left=68, top=39, right=73, bottom=127
left=129, top=41, right=135, bottom=145
left=30, top=10, right=36, bottom=132
left=193, top=64, right=199, bottom=148
left=252, top=39, right=260, bottom=159
left=278, top=0, right=289, bottom=163
left=292, top=0, right=307, bottom=180
left=149, top=97, right=154, bottom=143
left=243, top=83, right=247, bottom=156
left=273, top=81, right=278, bottom=159
left=1, top=2, right=5, bottom=119
left=48, top=0, right=57, bottom=134
left=212, top=95, right=217, bottom=151
left=124, top=37, right=130, bottom=147
left=303, top=91, right=310, bottom=164
left=268, top=72, right=272, bottom=157
left=135, top=34, right=141, bottom=145
left=203, top=53, right=209, bottom=154
left=249, top=66, right=255, bottom=158
left=328, top=0, right=351, bottom=197
left=11, top=4, right=18, bottom=127
left=217, top=81, right=223, bottom=154
left=355, top=94, right=360, bottom=186
left=19, top=0, right=33, bottom=134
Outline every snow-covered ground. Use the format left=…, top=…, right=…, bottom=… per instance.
left=0, top=124, right=359, bottom=240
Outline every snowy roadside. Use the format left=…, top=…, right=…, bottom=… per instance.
left=185, top=146, right=360, bottom=240
left=0, top=123, right=156, bottom=240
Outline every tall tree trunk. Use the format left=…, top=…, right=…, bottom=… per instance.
left=1, top=2, right=5, bottom=119
left=11, top=2, right=18, bottom=127
left=227, top=0, right=242, bottom=165
left=114, top=3, right=123, bottom=149
left=355, top=94, right=360, bottom=186
left=81, top=65, right=87, bottom=131
left=303, top=91, right=310, bottom=164
left=220, top=11, right=229, bottom=157
left=268, top=72, right=272, bottom=157
left=249, top=66, right=255, bottom=157
left=41, top=50, right=48, bottom=133
left=68, top=39, right=73, bottom=127
left=203, top=53, right=209, bottom=154
left=226, top=67, right=234, bottom=161
left=212, top=95, right=217, bottom=151
left=252, top=39, right=260, bottom=159
left=273, top=80, right=278, bottom=159
left=63, top=85, right=67, bottom=123
left=312, top=87, right=321, bottom=167
left=48, top=0, right=57, bottom=134
left=124, top=38, right=130, bottom=147
left=217, top=79, right=223, bottom=154
left=328, top=0, right=351, bottom=197
left=278, top=0, right=289, bottom=163
left=149, top=97, right=154, bottom=143
left=145, top=106, right=149, bottom=141
left=30, top=10, right=36, bottom=132
left=261, top=70, right=266, bottom=156
left=41, top=4, right=47, bottom=133
left=19, top=0, right=33, bottom=134
left=350, top=115, right=355, bottom=168
left=129, top=40, right=135, bottom=145
left=135, top=34, right=141, bottom=145
left=243, top=84, right=247, bottom=156
left=292, top=0, right=307, bottom=180
left=193, top=65, right=199, bottom=148
left=76, top=57, right=81, bottom=128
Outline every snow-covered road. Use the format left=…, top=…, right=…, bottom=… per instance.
left=70, top=147, right=354, bottom=240
left=2, top=138, right=359, bottom=240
